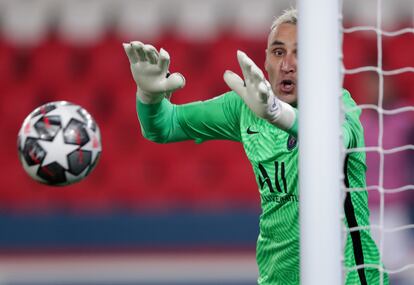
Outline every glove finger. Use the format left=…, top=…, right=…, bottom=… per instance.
left=237, top=50, right=252, bottom=83
left=144, top=44, right=159, bottom=64
left=251, top=65, right=265, bottom=85
left=258, top=81, right=270, bottom=103
left=131, top=41, right=147, bottom=62
left=242, top=52, right=257, bottom=70
left=158, top=48, right=171, bottom=72
left=223, top=70, right=248, bottom=99
left=239, top=50, right=265, bottom=86
left=122, top=43, right=139, bottom=64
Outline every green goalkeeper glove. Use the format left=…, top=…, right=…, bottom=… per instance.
left=123, top=41, right=185, bottom=104
left=224, top=50, right=296, bottom=131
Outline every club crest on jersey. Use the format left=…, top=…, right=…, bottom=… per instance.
left=287, top=135, right=297, bottom=151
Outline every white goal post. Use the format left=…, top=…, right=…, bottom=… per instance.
left=298, top=0, right=343, bottom=284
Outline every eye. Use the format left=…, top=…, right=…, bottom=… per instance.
left=272, top=48, right=285, bottom=56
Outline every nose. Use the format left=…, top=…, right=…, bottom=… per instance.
left=281, top=54, right=296, bottom=73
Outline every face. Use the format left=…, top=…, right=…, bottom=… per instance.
left=265, top=23, right=297, bottom=106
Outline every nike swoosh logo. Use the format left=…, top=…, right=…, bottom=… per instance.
left=247, top=126, right=259, bottom=134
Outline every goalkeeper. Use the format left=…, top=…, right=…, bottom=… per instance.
left=123, top=8, right=388, bottom=285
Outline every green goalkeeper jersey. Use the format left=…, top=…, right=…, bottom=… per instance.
left=137, top=90, right=388, bottom=285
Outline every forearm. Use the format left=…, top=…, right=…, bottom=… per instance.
left=137, top=92, right=242, bottom=144
left=136, top=97, right=189, bottom=143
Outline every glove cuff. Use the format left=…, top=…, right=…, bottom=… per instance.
left=136, top=88, right=165, bottom=104
left=268, top=100, right=297, bottom=131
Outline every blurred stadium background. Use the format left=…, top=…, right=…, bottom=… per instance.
left=0, top=0, right=413, bottom=284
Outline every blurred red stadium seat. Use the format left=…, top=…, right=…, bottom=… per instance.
left=1, top=18, right=412, bottom=213
left=382, top=29, right=414, bottom=104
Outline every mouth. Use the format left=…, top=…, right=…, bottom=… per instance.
left=279, top=79, right=295, bottom=94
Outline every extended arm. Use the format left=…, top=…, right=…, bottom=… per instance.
left=223, top=51, right=361, bottom=147
left=224, top=51, right=298, bottom=137
left=136, top=93, right=242, bottom=144
left=136, top=99, right=188, bottom=143
left=123, top=41, right=242, bottom=144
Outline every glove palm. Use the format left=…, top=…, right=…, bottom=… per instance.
left=123, top=41, right=185, bottom=104
left=224, top=50, right=296, bottom=131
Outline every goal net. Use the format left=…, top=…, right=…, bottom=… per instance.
left=300, top=0, right=414, bottom=284
left=342, top=0, right=414, bottom=284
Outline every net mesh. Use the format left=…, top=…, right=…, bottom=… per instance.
left=341, top=0, right=414, bottom=283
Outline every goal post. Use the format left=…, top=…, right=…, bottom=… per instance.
left=297, top=0, right=343, bottom=284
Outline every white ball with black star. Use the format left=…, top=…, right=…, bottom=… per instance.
left=17, top=101, right=102, bottom=186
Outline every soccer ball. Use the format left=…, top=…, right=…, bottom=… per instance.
left=17, top=101, right=102, bottom=186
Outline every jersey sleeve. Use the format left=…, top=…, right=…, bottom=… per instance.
left=342, top=89, right=364, bottom=148
left=136, top=91, right=243, bottom=144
